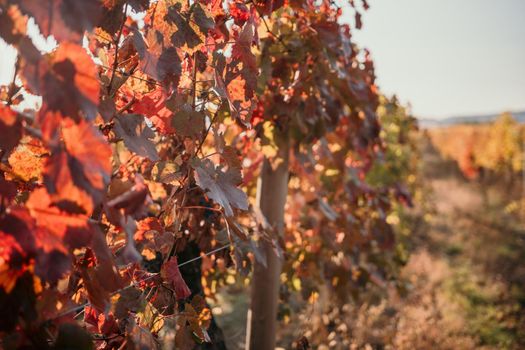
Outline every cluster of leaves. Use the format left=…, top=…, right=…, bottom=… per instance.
left=428, top=113, right=524, bottom=181
left=276, top=96, right=425, bottom=349
left=276, top=96, right=419, bottom=337
left=0, top=0, right=412, bottom=348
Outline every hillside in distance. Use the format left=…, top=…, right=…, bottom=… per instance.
left=419, top=110, right=525, bottom=128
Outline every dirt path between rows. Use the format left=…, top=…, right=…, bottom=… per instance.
left=388, top=139, right=525, bottom=349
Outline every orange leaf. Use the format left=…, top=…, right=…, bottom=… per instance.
left=39, top=42, right=100, bottom=121
left=26, top=188, right=94, bottom=249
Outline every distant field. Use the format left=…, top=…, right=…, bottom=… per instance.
left=420, top=110, right=525, bottom=128
left=426, top=113, right=524, bottom=180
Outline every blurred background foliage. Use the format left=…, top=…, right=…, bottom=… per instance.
left=205, top=105, right=525, bottom=350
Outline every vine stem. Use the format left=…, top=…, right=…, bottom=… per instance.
left=107, top=3, right=128, bottom=96
left=249, top=0, right=292, bottom=52
left=6, top=55, right=20, bottom=106
left=192, top=52, right=198, bottom=109
left=195, top=109, right=220, bottom=156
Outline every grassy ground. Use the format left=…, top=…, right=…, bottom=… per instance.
left=210, top=134, right=525, bottom=349
left=381, top=137, right=525, bottom=349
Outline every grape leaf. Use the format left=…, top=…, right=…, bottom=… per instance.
left=91, top=225, right=123, bottom=293
left=161, top=257, right=191, bottom=300
left=113, top=114, right=159, bottom=160
left=44, top=119, right=111, bottom=214
left=170, top=108, right=205, bottom=138
left=151, top=160, right=183, bottom=185
left=193, top=158, right=248, bottom=217
left=107, top=177, right=150, bottom=218
left=0, top=207, right=71, bottom=283
left=0, top=104, right=22, bottom=156
left=229, top=2, right=250, bottom=26
left=16, top=0, right=102, bottom=43
left=113, top=288, right=145, bottom=319
left=7, top=141, right=46, bottom=182
left=40, top=43, right=100, bottom=121
left=165, top=1, right=213, bottom=53
left=132, top=28, right=182, bottom=85
left=26, top=188, right=94, bottom=249
left=0, top=5, right=42, bottom=91
left=223, top=17, right=258, bottom=122
left=132, top=88, right=174, bottom=134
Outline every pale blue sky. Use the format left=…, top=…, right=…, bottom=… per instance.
left=348, top=0, right=525, bottom=119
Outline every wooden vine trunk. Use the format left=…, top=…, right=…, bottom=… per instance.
left=246, top=143, right=289, bottom=350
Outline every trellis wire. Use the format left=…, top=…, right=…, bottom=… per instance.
left=49, top=241, right=233, bottom=322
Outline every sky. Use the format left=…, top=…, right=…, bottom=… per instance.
left=0, top=19, right=56, bottom=111
left=348, top=0, right=525, bottom=119
left=1, top=1, right=524, bottom=119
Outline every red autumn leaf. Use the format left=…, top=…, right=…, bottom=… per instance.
left=44, top=119, right=111, bottom=214
left=131, top=88, right=174, bottom=134
left=132, top=28, right=182, bottom=85
left=134, top=217, right=174, bottom=259
left=164, top=2, right=213, bottom=52
left=80, top=265, right=111, bottom=312
left=231, top=18, right=257, bottom=74
left=63, top=120, right=112, bottom=186
left=192, top=3, right=215, bottom=35
left=16, top=0, right=102, bottom=43
left=0, top=5, right=42, bottom=85
left=0, top=104, right=22, bottom=156
left=0, top=208, right=38, bottom=260
left=224, top=17, right=258, bottom=122
left=166, top=5, right=202, bottom=50
left=119, top=216, right=142, bottom=265
left=229, top=2, right=251, bottom=26
left=34, top=249, right=72, bottom=284
left=91, top=226, right=123, bottom=293
left=0, top=5, right=28, bottom=44
left=113, top=287, right=145, bottom=319
left=78, top=229, right=124, bottom=314
left=161, top=257, right=191, bottom=300
left=126, top=319, right=158, bottom=350
left=84, top=305, right=119, bottom=336
left=213, top=69, right=232, bottom=107
left=44, top=150, right=96, bottom=214
left=39, top=43, right=100, bottom=121
left=0, top=230, right=25, bottom=293
left=97, top=1, right=128, bottom=36
left=7, top=138, right=47, bottom=183
left=135, top=217, right=164, bottom=242
left=0, top=206, right=71, bottom=284
left=26, top=188, right=94, bottom=249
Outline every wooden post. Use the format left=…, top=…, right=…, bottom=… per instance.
left=246, top=143, right=289, bottom=350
